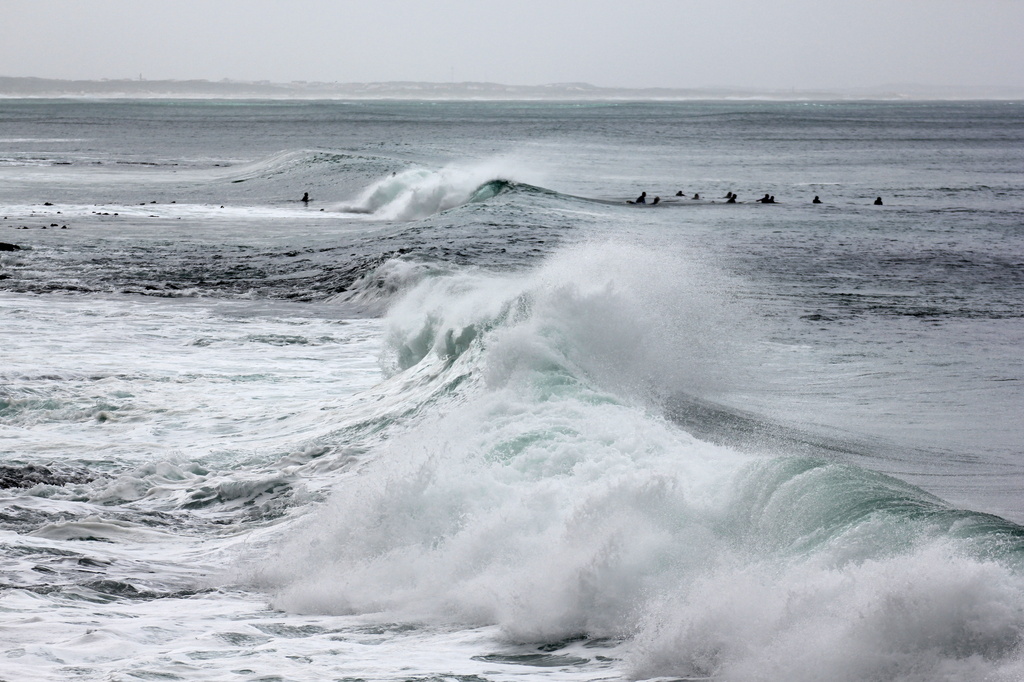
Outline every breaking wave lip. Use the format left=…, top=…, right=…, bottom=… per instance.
left=218, top=154, right=613, bottom=220
left=333, top=161, right=597, bottom=221
left=331, top=166, right=714, bottom=221
left=334, top=166, right=524, bottom=220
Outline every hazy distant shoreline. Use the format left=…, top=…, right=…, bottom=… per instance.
left=2, top=76, right=1021, bottom=101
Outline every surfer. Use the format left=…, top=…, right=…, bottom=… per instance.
left=726, top=194, right=737, bottom=203
left=634, top=191, right=647, bottom=204
left=874, top=196, right=884, bottom=205
left=652, top=196, right=661, bottom=205
left=301, top=192, right=309, bottom=203
left=692, top=193, right=700, bottom=200
left=676, top=190, right=684, bottom=197
left=757, top=193, right=771, bottom=203
left=813, top=195, right=822, bottom=204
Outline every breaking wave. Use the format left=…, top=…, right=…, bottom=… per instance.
left=252, top=240, right=1024, bottom=681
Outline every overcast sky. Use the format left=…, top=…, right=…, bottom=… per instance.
left=3, top=0, right=1023, bottom=91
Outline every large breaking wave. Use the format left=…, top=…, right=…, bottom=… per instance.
left=338, top=164, right=537, bottom=220
left=252, top=241, right=1024, bottom=681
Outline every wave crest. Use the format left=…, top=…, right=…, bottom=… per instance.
left=254, top=241, right=1024, bottom=681
left=340, top=164, right=524, bottom=220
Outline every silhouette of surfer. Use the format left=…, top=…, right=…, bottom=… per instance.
left=874, top=196, right=884, bottom=205
left=634, top=191, right=647, bottom=204
left=301, top=192, right=310, bottom=203
left=652, top=196, right=661, bottom=205
left=757, top=193, right=771, bottom=203
left=726, top=194, right=737, bottom=203
left=813, top=195, right=822, bottom=204
left=676, top=190, right=684, bottom=197
left=692, top=193, right=700, bottom=200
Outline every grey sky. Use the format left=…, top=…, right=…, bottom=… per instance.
left=3, top=0, right=1023, bottom=91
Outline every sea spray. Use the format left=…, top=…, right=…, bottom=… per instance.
left=256, top=240, right=1024, bottom=681
left=629, top=539, right=1024, bottom=681
left=340, top=159, right=538, bottom=220
left=5, top=97, right=1024, bottom=682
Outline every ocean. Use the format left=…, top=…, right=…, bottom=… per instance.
left=1, top=98, right=1023, bottom=681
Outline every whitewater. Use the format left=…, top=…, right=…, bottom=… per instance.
left=2, top=99, right=1024, bottom=681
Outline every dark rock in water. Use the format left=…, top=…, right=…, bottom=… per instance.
left=0, top=242, right=22, bottom=251
left=0, top=464, right=93, bottom=489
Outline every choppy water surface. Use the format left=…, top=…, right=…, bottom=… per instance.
left=2, top=99, right=1024, bottom=681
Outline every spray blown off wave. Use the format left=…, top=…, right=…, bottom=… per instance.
left=338, top=162, right=532, bottom=220
left=255, top=242, right=1024, bottom=681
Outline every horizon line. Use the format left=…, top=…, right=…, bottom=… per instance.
left=2, top=76, right=1022, bottom=102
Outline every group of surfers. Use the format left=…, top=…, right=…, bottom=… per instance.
left=630, top=191, right=885, bottom=205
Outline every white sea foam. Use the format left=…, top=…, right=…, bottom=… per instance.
left=339, top=158, right=539, bottom=220
left=628, top=542, right=1024, bottom=681
left=0, top=292, right=384, bottom=505
left=5, top=99, right=1024, bottom=682
left=255, top=240, right=1024, bottom=681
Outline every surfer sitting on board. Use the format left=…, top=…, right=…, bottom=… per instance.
left=633, top=191, right=647, bottom=204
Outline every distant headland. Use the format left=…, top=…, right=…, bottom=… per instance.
left=1, top=77, right=1021, bottom=101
